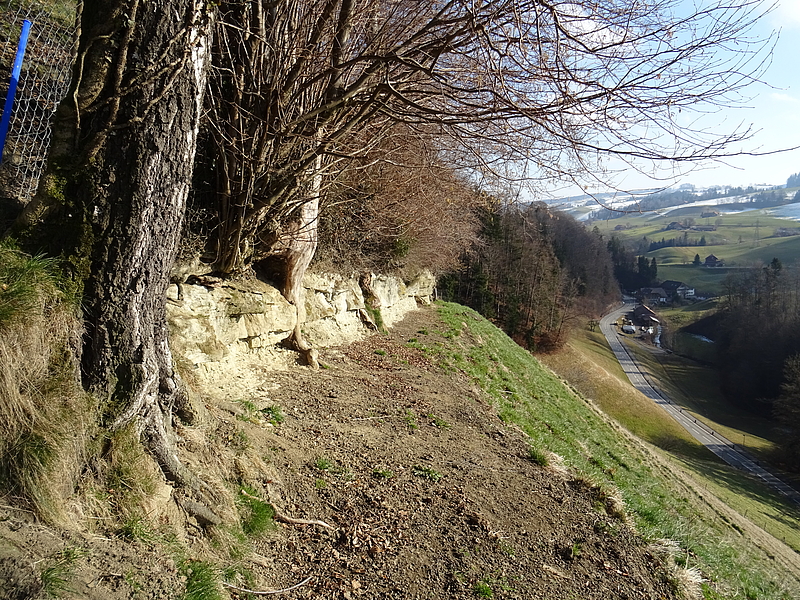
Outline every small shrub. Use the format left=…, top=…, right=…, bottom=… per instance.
left=372, top=467, right=394, bottom=479
left=315, top=457, right=333, bottom=471
left=259, top=405, right=284, bottom=425
left=427, top=413, right=451, bottom=429
left=473, top=580, right=493, bottom=598
left=118, top=516, right=156, bottom=543
left=404, top=410, right=419, bottom=431
left=412, top=465, right=442, bottom=482
left=374, top=348, right=387, bottom=356
left=564, top=541, right=583, bottom=561
left=527, top=445, right=549, bottom=467
left=221, top=564, right=255, bottom=589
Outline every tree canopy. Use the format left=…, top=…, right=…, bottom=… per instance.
left=198, top=0, right=775, bottom=274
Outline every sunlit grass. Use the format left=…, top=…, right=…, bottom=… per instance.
left=428, top=302, right=800, bottom=600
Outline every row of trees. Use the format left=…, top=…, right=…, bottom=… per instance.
left=606, top=236, right=658, bottom=291
left=2, top=0, right=778, bottom=503
left=709, top=260, right=800, bottom=468
left=441, top=204, right=617, bottom=351
left=647, top=235, right=709, bottom=252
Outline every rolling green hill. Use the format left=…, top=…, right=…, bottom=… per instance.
left=593, top=203, right=800, bottom=294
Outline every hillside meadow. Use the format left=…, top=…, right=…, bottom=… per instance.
left=592, top=202, right=800, bottom=294
left=432, top=303, right=800, bottom=599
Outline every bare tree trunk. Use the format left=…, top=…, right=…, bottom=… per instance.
left=282, top=159, right=321, bottom=368
left=33, top=0, right=213, bottom=488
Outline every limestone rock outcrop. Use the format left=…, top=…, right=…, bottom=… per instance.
left=166, top=270, right=435, bottom=371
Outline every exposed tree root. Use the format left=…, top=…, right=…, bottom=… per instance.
left=177, top=496, right=222, bottom=527
left=283, top=330, right=320, bottom=369
left=274, top=512, right=335, bottom=530
left=240, top=489, right=335, bottom=530
left=221, top=576, right=313, bottom=596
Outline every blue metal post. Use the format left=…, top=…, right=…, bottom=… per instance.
left=0, top=19, right=32, bottom=165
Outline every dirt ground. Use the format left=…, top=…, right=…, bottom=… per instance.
left=0, top=307, right=681, bottom=600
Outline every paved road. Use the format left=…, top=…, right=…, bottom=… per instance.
left=600, top=303, right=800, bottom=505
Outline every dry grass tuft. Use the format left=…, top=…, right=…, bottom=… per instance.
left=0, top=241, right=88, bottom=522
left=648, top=538, right=704, bottom=599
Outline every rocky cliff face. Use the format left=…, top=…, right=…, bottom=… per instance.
left=166, top=270, right=436, bottom=379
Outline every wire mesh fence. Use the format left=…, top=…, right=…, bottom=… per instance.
left=0, top=0, right=77, bottom=203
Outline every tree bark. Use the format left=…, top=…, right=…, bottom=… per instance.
left=280, top=159, right=322, bottom=368
left=41, top=0, right=212, bottom=486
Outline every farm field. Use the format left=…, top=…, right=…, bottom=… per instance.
left=591, top=199, right=800, bottom=294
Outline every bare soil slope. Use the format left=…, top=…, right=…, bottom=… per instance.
left=0, top=307, right=679, bottom=600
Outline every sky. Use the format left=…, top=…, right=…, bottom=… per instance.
left=544, top=0, right=800, bottom=198
left=669, top=0, right=800, bottom=189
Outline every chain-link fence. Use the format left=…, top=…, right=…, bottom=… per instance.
left=0, top=0, right=77, bottom=203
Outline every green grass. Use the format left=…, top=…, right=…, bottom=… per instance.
left=404, top=409, right=419, bottom=431
left=412, top=465, right=443, bottom=482
left=0, top=241, right=86, bottom=521
left=473, top=580, right=493, bottom=597
left=555, top=325, right=800, bottom=550
left=236, top=486, right=275, bottom=537
left=655, top=264, right=736, bottom=296
left=119, top=516, right=157, bottom=543
left=0, top=242, right=73, bottom=327
left=526, top=445, right=549, bottom=467
left=426, top=413, right=451, bottom=429
left=315, top=456, right=333, bottom=470
left=40, top=548, right=83, bottom=598
left=259, top=405, right=284, bottom=425
left=181, top=560, right=222, bottom=600
left=593, top=207, right=800, bottom=294
left=428, top=302, right=800, bottom=600
left=372, top=467, right=394, bottom=479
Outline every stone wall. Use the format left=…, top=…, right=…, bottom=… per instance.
left=166, top=270, right=435, bottom=370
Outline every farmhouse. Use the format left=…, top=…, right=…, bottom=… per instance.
left=637, top=287, right=668, bottom=304
left=633, top=304, right=660, bottom=326
left=704, top=254, right=724, bottom=267
left=661, top=280, right=695, bottom=300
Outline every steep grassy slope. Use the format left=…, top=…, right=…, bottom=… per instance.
left=430, top=303, right=800, bottom=599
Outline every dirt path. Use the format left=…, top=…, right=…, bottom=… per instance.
left=0, top=307, right=681, bottom=600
